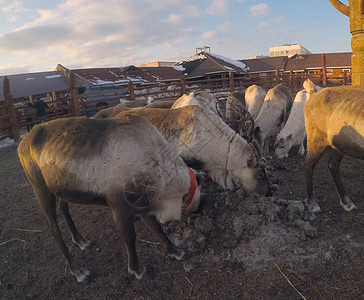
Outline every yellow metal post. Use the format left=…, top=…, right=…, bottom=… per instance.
left=329, top=0, right=364, bottom=85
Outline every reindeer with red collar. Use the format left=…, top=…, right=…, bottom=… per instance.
left=18, top=114, right=202, bottom=283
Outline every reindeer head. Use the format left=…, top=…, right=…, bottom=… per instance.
left=247, top=139, right=272, bottom=196
left=227, top=137, right=272, bottom=197
left=274, top=134, right=292, bottom=159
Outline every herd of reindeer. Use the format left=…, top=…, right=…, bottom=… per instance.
left=16, top=78, right=364, bottom=283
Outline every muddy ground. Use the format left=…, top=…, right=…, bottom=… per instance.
left=1, top=142, right=363, bottom=299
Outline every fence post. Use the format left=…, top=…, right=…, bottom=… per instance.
left=275, top=68, right=280, bottom=84
left=229, top=72, right=234, bottom=92
left=128, top=81, right=135, bottom=101
left=322, top=54, right=327, bottom=87
left=6, top=94, right=20, bottom=142
left=69, top=72, right=81, bottom=117
left=3, top=76, right=10, bottom=99
left=180, top=77, right=186, bottom=95
left=3, top=77, right=20, bottom=142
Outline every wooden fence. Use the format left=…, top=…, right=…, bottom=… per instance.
left=1, top=70, right=351, bottom=143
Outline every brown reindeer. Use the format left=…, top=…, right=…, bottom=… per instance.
left=18, top=115, right=201, bottom=283
left=304, top=84, right=364, bottom=212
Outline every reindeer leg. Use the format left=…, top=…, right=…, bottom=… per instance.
left=298, top=141, right=305, bottom=156
left=141, top=214, right=185, bottom=260
left=58, top=200, right=92, bottom=250
left=107, top=194, right=146, bottom=280
left=34, top=186, right=91, bottom=283
left=305, top=143, right=326, bottom=212
left=328, top=150, right=357, bottom=211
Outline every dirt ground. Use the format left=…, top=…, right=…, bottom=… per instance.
left=1, top=141, right=364, bottom=300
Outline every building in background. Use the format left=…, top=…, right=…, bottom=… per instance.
left=138, top=61, right=176, bottom=67
left=270, top=44, right=311, bottom=57
left=174, top=50, right=248, bottom=80
left=0, top=71, right=69, bottom=103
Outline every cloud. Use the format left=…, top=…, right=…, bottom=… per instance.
left=0, top=25, right=72, bottom=52
left=162, top=37, right=185, bottom=50
left=202, top=31, right=215, bottom=40
left=259, top=22, right=268, bottom=28
left=167, top=14, right=184, bottom=25
left=206, top=0, right=229, bottom=16
left=166, top=6, right=200, bottom=25
left=250, top=3, right=270, bottom=16
left=218, top=22, right=230, bottom=33
left=274, top=16, right=285, bottom=23
left=199, top=22, right=230, bottom=46
left=1, top=1, right=191, bottom=52
left=0, top=0, right=28, bottom=22
left=0, top=0, right=206, bottom=74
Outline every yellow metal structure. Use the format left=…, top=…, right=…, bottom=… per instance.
left=329, top=0, right=364, bottom=85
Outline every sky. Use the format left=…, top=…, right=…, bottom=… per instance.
left=0, top=0, right=351, bottom=76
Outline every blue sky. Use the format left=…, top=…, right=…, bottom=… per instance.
left=0, top=0, right=351, bottom=76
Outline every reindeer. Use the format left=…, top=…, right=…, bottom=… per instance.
left=171, top=91, right=255, bottom=141
left=18, top=115, right=202, bottom=283
left=304, top=83, right=364, bottom=212
left=114, top=106, right=272, bottom=196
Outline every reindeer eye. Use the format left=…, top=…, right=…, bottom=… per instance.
left=280, top=144, right=285, bottom=148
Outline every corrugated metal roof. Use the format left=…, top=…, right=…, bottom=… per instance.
left=241, top=56, right=288, bottom=73
left=72, top=66, right=157, bottom=85
left=174, top=52, right=248, bottom=79
left=240, top=52, right=352, bottom=73
left=73, top=65, right=182, bottom=85
left=138, top=66, right=183, bottom=81
left=0, top=71, right=69, bottom=102
left=285, top=52, right=352, bottom=71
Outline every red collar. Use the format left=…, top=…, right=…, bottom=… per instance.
left=182, top=167, right=197, bottom=212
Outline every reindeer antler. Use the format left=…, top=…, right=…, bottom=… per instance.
left=215, top=97, right=227, bottom=121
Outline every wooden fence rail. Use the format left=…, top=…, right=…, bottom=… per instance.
left=1, top=70, right=352, bottom=143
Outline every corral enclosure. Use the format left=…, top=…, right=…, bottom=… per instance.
left=0, top=69, right=351, bottom=143
left=1, top=139, right=363, bottom=299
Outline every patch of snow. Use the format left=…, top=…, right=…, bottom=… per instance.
left=224, top=66, right=235, bottom=71
left=176, top=53, right=206, bottom=66
left=25, top=78, right=35, bottom=81
left=0, top=134, right=26, bottom=148
left=173, top=65, right=185, bottom=72
left=209, top=53, right=248, bottom=72
left=45, top=75, right=61, bottom=79
left=92, top=79, right=129, bottom=85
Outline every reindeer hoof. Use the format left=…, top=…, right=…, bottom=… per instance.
left=340, top=200, right=357, bottom=212
left=71, top=266, right=92, bottom=284
left=167, top=245, right=185, bottom=260
left=73, top=238, right=93, bottom=251
left=306, top=200, right=321, bottom=213
left=128, top=265, right=146, bottom=280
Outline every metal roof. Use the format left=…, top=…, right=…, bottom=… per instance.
left=138, top=66, right=183, bottom=81
left=0, top=71, right=69, bottom=102
left=284, top=52, right=352, bottom=71
left=240, top=52, right=352, bottom=74
left=241, top=56, right=288, bottom=73
left=72, top=65, right=182, bottom=85
left=174, top=52, right=248, bottom=79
